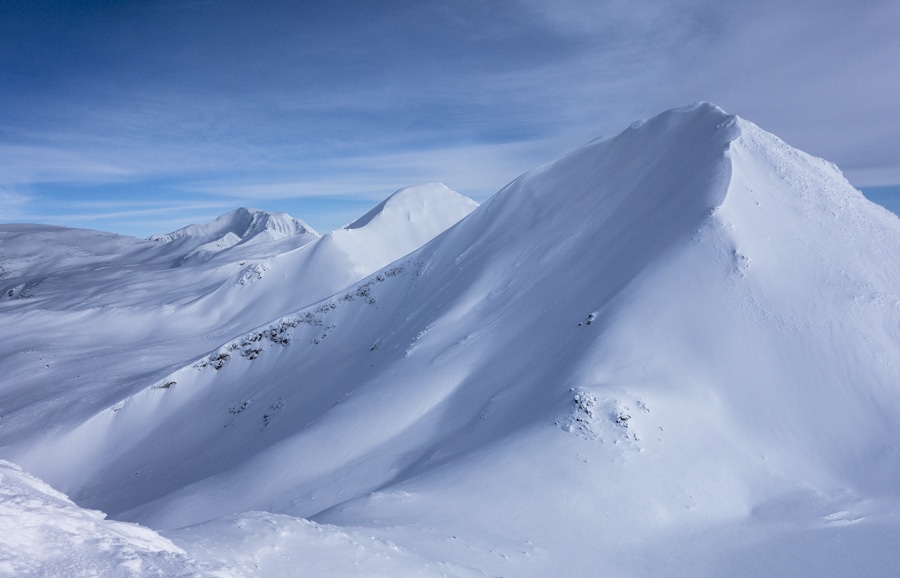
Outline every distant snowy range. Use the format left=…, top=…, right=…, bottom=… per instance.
left=1, top=104, right=899, bottom=577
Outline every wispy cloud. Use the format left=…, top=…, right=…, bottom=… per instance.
left=188, top=137, right=573, bottom=203
left=0, top=144, right=136, bottom=185
left=0, top=187, right=32, bottom=221
left=1, top=0, right=898, bottom=235
left=0, top=180, right=241, bottom=237
left=39, top=202, right=236, bottom=223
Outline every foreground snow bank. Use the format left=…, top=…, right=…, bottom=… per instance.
left=171, top=512, right=481, bottom=577
left=0, top=460, right=482, bottom=577
left=0, top=460, right=208, bottom=577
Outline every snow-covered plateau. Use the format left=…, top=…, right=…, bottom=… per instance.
left=1, top=103, right=898, bottom=577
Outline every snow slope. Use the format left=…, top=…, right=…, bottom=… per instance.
left=2, top=104, right=899, bottom=576
left=0, top=185, right=476, bottom=455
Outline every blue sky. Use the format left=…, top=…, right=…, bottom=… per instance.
left=2, top=0, right=899, bottom=237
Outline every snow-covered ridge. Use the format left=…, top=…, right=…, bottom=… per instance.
left=152, top=264, right=409, bottom=390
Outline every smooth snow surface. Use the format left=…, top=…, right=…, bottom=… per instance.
left=1, top=103, right=899, bottom=576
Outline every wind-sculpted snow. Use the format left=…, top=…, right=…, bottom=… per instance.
left=2, top=104, right=899, bottom=576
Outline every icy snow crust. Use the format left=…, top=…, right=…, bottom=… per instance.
left=2, top=103, right=900, bottom=575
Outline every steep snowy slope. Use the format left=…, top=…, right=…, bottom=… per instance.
left=11, top=103, right=896, bottom=575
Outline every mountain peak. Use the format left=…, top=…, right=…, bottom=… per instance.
left=313, top=183, right=479, bottom=274
left=448, top=102, right=740, bottom=277
left=344, top=183, right=478, bottom=231
left=624, top=101, right=732, bottom=131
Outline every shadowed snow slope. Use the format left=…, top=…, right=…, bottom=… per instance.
left=3, top=104, right=899, bottom=576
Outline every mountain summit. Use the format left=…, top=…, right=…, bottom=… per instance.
left=345, top=182, right=477, bottom=231
left=3, top=104, right=899, bottom=576
left=326, top=182, right=479, bottom=275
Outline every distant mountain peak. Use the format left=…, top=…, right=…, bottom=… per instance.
left=149, top=207, right=319, bottom=245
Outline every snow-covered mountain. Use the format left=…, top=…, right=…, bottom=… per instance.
left=2, top=103, right=899, bottom=576
left=0, top=184, right=477, bottom=459
left=0, top=209, right=318, bottom=312
left=148, top=206, right=318, bottom=253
